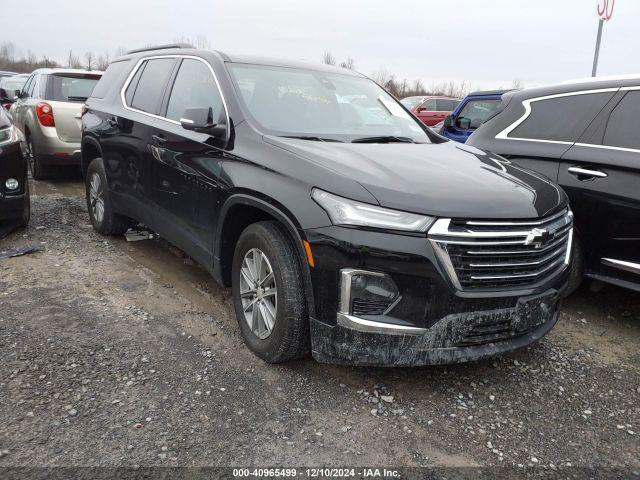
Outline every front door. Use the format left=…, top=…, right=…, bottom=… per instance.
left=150, top=57, right=227, bottom=264
left=415, top=98, right=438, bottom=126
left=559, top=90, right=640, bottom=288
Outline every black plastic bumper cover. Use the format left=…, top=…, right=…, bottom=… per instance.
left=310, top=290, right=560, bottom=366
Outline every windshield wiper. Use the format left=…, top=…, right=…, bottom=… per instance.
left=282, top=135, right=343, bottom=142
left=351, top=136, right=417, bottom=144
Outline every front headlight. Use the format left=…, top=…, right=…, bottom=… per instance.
left=0, top=125, right=19, bottom=146
left=312, top=188, right=435, bottom=232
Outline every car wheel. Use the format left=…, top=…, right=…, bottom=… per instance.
left=85, top=158, right=131, bottom=235
left=18, top=181, right=30, bottom=228
left=232, top=221, right=309, bottom=363
left=27, top=138, right=49, bottom=180
left=563, top=235, right=584, bottom=297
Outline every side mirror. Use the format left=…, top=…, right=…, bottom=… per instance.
left=470, top=118, right=483, bottom=129
left=180, top=107, right=227, bottom=140
left=416, top=106, right=428, bottom=113
left=457, top=117, right=471, bottom=130
left=443, top=115, right=453, bottom=128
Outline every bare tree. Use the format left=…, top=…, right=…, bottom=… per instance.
left=322, top=51, right=336, bottom=66
left=339, top=57, right=356, bottom=70
left=115, top=46, right=127, bottom=57
left=67, top=50, right=82, bottom=69
left=85, top=51, right=94, bottom=70
left=97, top=52, right=110, bottom=70
left=512, top=79, right=522, bottom=90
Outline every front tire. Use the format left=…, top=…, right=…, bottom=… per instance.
left=232, top=221, right=309, bottom=363
left=18, top=181, right=30, bottom=228
left=85, top=158, right=131, bottom=235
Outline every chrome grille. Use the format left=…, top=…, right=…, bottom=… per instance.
left=428, top=209, right=573, bottom=290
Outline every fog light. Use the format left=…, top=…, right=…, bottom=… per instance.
left=5, top=178, right=19, bottom=191
left=339, top=269, right=399, bottom=317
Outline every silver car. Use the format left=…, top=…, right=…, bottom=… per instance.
left=11, top=68, right=102, bottom=179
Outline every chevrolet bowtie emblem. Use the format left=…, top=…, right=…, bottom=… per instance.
left=524, top=228, right=552, bottom=248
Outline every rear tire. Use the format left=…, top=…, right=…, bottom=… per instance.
left=232, top=221, right=309, bottom=363
left=85, top=158, right=131, bottom=235
left=27, top=138, right=50, bottom=180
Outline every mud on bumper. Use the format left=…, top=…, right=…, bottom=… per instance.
left=310, top=290, right=560, bottom=366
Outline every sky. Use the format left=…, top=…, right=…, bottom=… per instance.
left=4, top=0, right=639, bottom=90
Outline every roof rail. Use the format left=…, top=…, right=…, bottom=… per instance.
left=125, top=43, right=193, bottom=55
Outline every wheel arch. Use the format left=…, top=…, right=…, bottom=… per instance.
left=216, top=192, right=316, bottom=319
left=81, top=137, right=102, bottom=178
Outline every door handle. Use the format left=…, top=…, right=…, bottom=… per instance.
left=152, top=134, right=167, bottom=145
left=568, top=166, right=608, bottom=178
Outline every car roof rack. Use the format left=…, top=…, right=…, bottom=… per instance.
left=125, top=43, right=194, bottom=55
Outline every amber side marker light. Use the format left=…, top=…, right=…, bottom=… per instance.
left=303, top=240, right=315, bottom=268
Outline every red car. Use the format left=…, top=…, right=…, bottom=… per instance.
left=400, top=96, right=460, bottom=127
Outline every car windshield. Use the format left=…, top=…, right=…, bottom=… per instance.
left=48, top=74, right=101, bottom=102
left=228, top=64, right=431, bottom=143
left=457, top=99, right=501, bottom=127
left=0, top=76, right=28, bottom=92
left=400, top=96, right=423, bottom=109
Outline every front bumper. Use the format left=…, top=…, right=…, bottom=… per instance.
left=305, top=225, right=568, bottom=366
left=0, top=141, right=28, bottom=221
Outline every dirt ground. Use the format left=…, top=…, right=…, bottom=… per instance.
left=0, top=172, right=639, bottom=473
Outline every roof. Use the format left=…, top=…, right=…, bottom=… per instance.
left=508, top=75, right=640, bottom=103
left=467, top=89, right=514, bottom=97
left=31, top=68, right=103, bottom=76
left=116, top=45, right=364, bottom=77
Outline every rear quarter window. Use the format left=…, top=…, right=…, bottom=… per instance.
left=128, top=58, right=176, bottom=115
left=510, top=92, right=614, bottom=142
left=602, top=91, right=640, bottom=150
left=91, top=60, right=130, bottom=99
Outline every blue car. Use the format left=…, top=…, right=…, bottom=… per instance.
left=439, top=90, right=511, bottom=143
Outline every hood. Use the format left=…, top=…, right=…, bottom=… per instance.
left=265, top=137, right=566, bottom=219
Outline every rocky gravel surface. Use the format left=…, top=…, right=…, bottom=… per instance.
left=0, top=177, right=638, bottom=475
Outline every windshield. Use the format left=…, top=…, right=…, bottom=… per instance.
left=400, top=96, right=424, bottom=109
left=47, top=74, right=101, bottom=102
left=228, top=64, right=431, bottom=143
left=457, top=99, right=501, bottom=127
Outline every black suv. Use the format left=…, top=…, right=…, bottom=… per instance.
left=81, top=45, right=572, bottom=366
left=0, top=106, right=29, bottom=229
left=468, top=77, right=640, bottom=293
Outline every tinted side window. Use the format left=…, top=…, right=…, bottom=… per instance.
left=602, top=91, right=640, bottom=150
left=422, top=99, right=436, bottom=111
left=510, top=92, right=613, bottom=142
left=166, top=59, right=223, bottom=122
left=28, top=75, right=38, bottom=97
left=129, top=58, right=175, bottom=114
left=125, top=62, right=145, bottom=105
left=21, top=75, right=34, bottom=97
left=91, top=60, right=130, bottom=99
left=437, top=99, right=458, bottom=111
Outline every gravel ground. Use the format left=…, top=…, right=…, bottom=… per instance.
left=0, top=175, right=639, bottom=474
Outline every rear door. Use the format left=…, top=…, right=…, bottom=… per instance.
left=415, top=98, right=437, bottom=126
left=43, top=73, right=102, bottom=142
left=150, top=57, right=227, bottom=264
left=559, top=89, right=640, bottom=288
left=102, top=57, right=177, bottom=225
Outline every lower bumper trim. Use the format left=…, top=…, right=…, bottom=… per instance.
left=337, top=312, right=427, bottom=335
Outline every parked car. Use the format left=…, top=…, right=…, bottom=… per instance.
left=468, top=76, right=640, bottom=293
left=440, top=90, right=511, bottom=142
left=0, top=71, right=19, bottom=80
left=82, top=45, right=572, bottom=366
left=11, top=68, right=102, bottom=179
left=0, top=74, right=29, bottom=111
left=0, top=106, right=29, bottom=227
left=400, top=95, right=460, bottom=126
